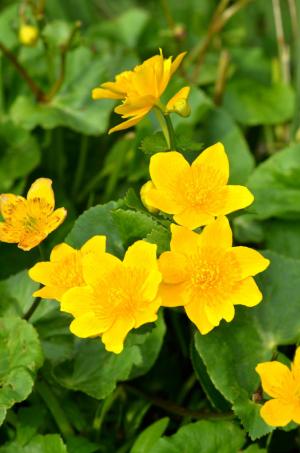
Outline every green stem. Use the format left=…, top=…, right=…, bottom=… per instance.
left=164, top=114, right=176, bottom=149
left=154, top=107, right=176, bottom=150
left=73, top=135, right=89, bottom=197
left=93, top=388, right=121, bottom=440
left=23, top=297, right=41, bottom=321
left=36, top=379, right=74, bottom=438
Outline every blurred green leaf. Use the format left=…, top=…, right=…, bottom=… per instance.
left=0, top=434, right=67, bottom=453
left=42, top=20, right=73, bottom=48
left=0, top=317, right=43, bottom=425
left=0, top=270, right=39, bottom=317
left=130, top=417, right=169, bottom=453
left=194, top=251, right=300, bottom=439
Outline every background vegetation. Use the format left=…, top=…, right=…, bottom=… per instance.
left=0, top=0, right=300, bottom=451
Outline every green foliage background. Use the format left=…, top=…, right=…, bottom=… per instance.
left=0, top=0, right=300, bottom=451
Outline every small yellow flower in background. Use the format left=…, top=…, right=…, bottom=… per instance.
left=140, top=181, right=159, bottom=214
left=92, top=50, right=188, bottom=134
left=143, top=142, right=254, bottom=230
left=256, top=348, right=300, bottom=427
left=28, top=236, right=106, bottom=301
left=158, top=217, right=269, bottom=334
left=165, top=86, right=191, bottom=117
left=19, top=24, right=39, bottom=46
left=61, top=240, right=162, bottom=354
left=0, top=178, right=66, bottom=251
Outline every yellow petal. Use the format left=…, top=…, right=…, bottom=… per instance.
left=227, top=247, right=270, bottom=279
left=0, top=194, right=25, bottom=220
left=230, top=277, right=262, bottom=307
left=18, top=231, right=47, bottom=251
left=174, top=207, right=214, bottom=229
left=61, top=286, right=95, bottom=317
left=46, top=208, right=67, bottom=234
left=150, top=151, right=189, bottom=192
left=192, top=142, right=229, bottom=185
left=82, top=252, right=121, bottom=288
left=184, top=299, right=214, bottom=334
left=292, top=347, right=300, bottom=381
left=134, top=303, right=159, bottom=328
left=0, top=222, right=21, bottom=243
left=92, top=87, right=124, bottom=100
left=81, top=235, right=107, bottom=256
left=124, top=240, right=157, bottom=269
left=33, top=285, right=65, bottom=301
left=159, top=251, right=188, bottom=284
left=166, top=86, right=190, bottom=116
left=170, top=224, right=200, bottom=254
left=200, top=217, right=232, bottom=249
left=70, top=312, right=112, bottom=338
left=159, top=281, right=189, bottom=307
left=204, top=298, right=235, bottom=327
left=101, top=316, right=135, bottom=354
left=256, top=362, right=292, bottom=399
left=115, top=96, right=154, bottom=117
left=217, top=185, right=254, bottom=215
left=50, top=243, right=75, bottom=261
left=27, top=178, right=55, bottom=209
left=170, top=51, right=187, bottom=75
left=292, top=405, right=300, bottom=424
left=260, top=399, right=294, bottom=427
left=29, top=262, right=55, bottom=286
left=108, top=113, right=147, bottom=134
left=145, top=187, right=183, bottom=214
left=140, top=181, right=159, bottom=214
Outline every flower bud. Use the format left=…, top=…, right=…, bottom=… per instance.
left=19, top=24, right=39, bottom=47
left=166, top=86, right=191, bottom=117
left=140, top=181, right=159, bottom=214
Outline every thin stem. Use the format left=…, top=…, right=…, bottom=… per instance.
left=164, top=114, right=176, bottom=149
left=73, top=135, right=89, bottom=198
left=0, top=41, right=45, bottom=100
left=272, top=0, right=290, bottom=84
left=36, top=379, right=74, bottom=438
left=213, top=49, right=230, bottom=105
left=93, top=388, right=121, bottom=440
left=288, top=0, right=300, bottom=139
left=23, top=297, right=41, bottom=321
left=155, top=107, right=171, bottom=149
left=122, top=384, right=234, bottom=420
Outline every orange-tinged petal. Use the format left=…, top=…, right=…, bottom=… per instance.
left=217, top=185, right=254, bottom=215
left=150, top=151, right=189, bottom=192
left=230, top=277, right=263, bottom=307
left=170, top=51, right=187, bottom=75
left=192, top=142, right=229, bottom=185
left=18, top=231, right=47, bottom=251
left=200, top=216, right=232, bottom=250
left=184, top=299, right=214, bottom=334
left=70, top=312, right=112, bottom=338
left=50, top=243, right=75, bottom=261
left=0, top=194, right=25, bottom=220
left=256, top=362, right=293, bottom=399
left=46, top=208, right=67, bottom=234
left=27, top=178, right=55, bottom=209
left=227, top=247, right=270, bottom=279
left=260, top=399, right=294, bottom=427
left=0, top=222, right=21, bottom=243
left=82, top=252, right=121, bottom=288
left=92, top=87, right=124, bottom=100
left=159, top=251, right=188, bottom=284
left=61, top=286, right=95, bottom=317
left=108, top=113, right=147, bottom=134
left=159, top=281, right=189, bottom=307
left=101, top=316, right=135, bottom=354
left=174, top=207, right=214, bottom=230
left=81, top=235, right=106, bottom=256
left=170, top=224, right=200, bottom=254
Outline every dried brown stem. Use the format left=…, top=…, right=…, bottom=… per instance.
left=272, top=0, right=290, bottom=84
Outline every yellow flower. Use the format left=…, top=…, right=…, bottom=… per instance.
left=19, top=24, right=39, bottom=46
left=256, top=348, right=300, bottom=427
left=143, top=142, right=254, bottom=230
left=28, top=236, right=106, bottom=301
left=92, top=50, right=187, bottom=134
left=166, top=86, right=191, bottom=117
left=140, top=181, right=159, bottom=214
left=158, top=217, right=269, bottom=334
left=0, top=178, right=66, bottom=251
left=61, top=240, right=162, bottom=354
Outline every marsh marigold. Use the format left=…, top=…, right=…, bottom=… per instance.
left=256, top=348, right=300, bottom=427
left=61, top=240, right=162, bottom=354
left=29, top=236, right=106, bottom=301
left=92, top=50, right=188, bottom=133
left=0, top=178, right=66, bottom=251
left=158, top=217, right=269, bottom=334
left=142, top=142, right=254, bottom=230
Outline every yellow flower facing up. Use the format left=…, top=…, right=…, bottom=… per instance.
left=0, top=178, right=66, bottom=251
left=158, top=217, right=269, bottom=334
left=92, top=50, right=188, bottom=134
left=29, top=236, right=106, bottom=301
left=256, top=348, right=300, bottom=427
left=61, top=240, right=162, bottom=354
left=19, top=24, right=39, bottom=46
left=143, top=142, right=254, bottom=230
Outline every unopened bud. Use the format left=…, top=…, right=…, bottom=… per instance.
left=19, top=24, right=39, bottom=46
left=140, top=181, right=159, bottom=214
left=169, top=98, right=191, bottom=117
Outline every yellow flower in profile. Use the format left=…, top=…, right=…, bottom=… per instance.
left=19, top=24, right=39, bottom=46
left=92, top=50, right=188, bottom=134
left=143, top=142, right=254, bottom=230
left=29, top=236, right=106, bottom=301
left=256, top=348, right=300, bottom=427
left=158, top=217, right=269, bottom=334
left=0, top=178, right=66, bottom=251
left=61, top=240, right=162, bottom=354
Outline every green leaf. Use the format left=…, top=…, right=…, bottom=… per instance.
left=0, top=270, right=39, bottom=317
left=248, top=143, right=300, bottom=219
left=66, top=436, right=100, bottom=453
left=0, top=4, right=18, bottom=48
left=130, top=417, right=169, bottom=453
left=263, top=219, right=300, bottom=259
left=52, top=312, right=165, bottom=400
left=223, top=79, right=295, bottom=125
left=0, top=317, right=43, bottom=425
left=149, top=420, right=245, bottom=453
left=0, top=434, right=67, bottom=453
left=0, top=121, right=40, bottom=192
left=233, top=214, right=265, bottom=244
left=194, top=251, right=300, bottom=439
left=42, top=20, right=73, bottom=47
left=140, top=132, right=168, bottom=156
